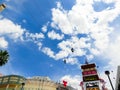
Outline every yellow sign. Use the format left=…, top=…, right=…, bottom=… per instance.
left=83, top=75, right=99, bottom=81
left=86, top=87, right=99, bottom=90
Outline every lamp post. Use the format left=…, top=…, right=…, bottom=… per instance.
left=21, top=82, right=25, bottom=90
left=105, top=70, right=114, bottom=90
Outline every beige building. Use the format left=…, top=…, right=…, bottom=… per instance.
left=0, top=74, right=25, bottom=90
left=0, top=75, right=75, bottom=90
left=24, top=76, right=57, bottom=90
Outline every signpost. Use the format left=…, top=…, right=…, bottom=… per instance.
left=81, top=63, right=102, bottom=90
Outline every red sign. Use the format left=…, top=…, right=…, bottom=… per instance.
left=63, top=80, right=67, bottom=87
left=82, top=70, right=97, bottom=76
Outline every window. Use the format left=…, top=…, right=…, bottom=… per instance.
left=2, top=77, right=8, bottom=83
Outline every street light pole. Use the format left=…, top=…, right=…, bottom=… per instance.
left=21, top=82, right=25, bottom=90
left=105, top=70, right=114, bottom=90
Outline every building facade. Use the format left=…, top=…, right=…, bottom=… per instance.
left=24, top=76, right=57, bottom=90
left=0, top=75, right=26, bottom=90
left=115, top=66, right=120, bottom=90
left=0, top=75, right=75, bottom=90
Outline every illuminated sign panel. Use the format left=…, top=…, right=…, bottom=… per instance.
left=81, top=63, right=96, bottom=69
left=83, top=75, right=99, bottom=82
left=82, top=68, right=96, bottom=72
left=85, top=81, right=100, bottom=90
left=86, top=87, right=100, bottom=90
left=82, top=70, right=97, bottom=76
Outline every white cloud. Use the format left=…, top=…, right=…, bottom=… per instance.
left=46, top=0, right=120, bottom=61
left=0, top=18, right=27, bottom=47
left=42, top=25, right=47, bottom=33
left=24, top=31, right=44, bottom=43
left=36, top=42, right=42, bottom=50
left=96, top=35, right=120, bottom=89
left=48, top=30, right=64, bottom=40
left=65, top=58, right=78, bottom=65
left=0, top=18, right=25, bottom=40
left=40, top=0, right=120, bottom=88
left=42, top=47, right=55, bottom=58
left=28, top=33, right=44, bottom=40
left=103, top=36, right=120, bottom=68
left=41, top=47, right=79, bottom=65
left=1, top=0, right=120, bottom=89
left=0, top=37, right=8, bottom=48
left=54, top=36, right=90, bottom=62
left=0, top=18, right=45, bottom=49
left=102, top=0, right=117, bottom=3
left=55, top=50, right=69, bottom=60
left=51, top=7, right=73, bottom=34
left=39, top=0, right=120, bottom=67
left=60, top=75, right=82, bottom=90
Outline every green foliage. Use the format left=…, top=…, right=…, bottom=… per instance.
left=0, top=50, right=9, bottom=66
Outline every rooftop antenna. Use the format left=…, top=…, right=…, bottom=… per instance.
left=85, top=58, right=89, bottom=64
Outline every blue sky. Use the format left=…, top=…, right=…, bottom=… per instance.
left=0, top=0, right=120, bottom=89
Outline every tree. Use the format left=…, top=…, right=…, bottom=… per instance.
left=0, top=50, right=9, bottom=66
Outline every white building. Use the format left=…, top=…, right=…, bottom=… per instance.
left=115, top=66, right=120, bottom=90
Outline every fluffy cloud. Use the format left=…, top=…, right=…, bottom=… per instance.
left=60, top=75, right=82, bottom=90
left=51, top=2, right=73, bottom=35
left=57, top=37, right=90, bottom=58
left=44, top=0, right=120, bottom=60
left=0, top=18, right=26, bottom=48
left=0, top=37, right=8, bottom=48
left=25, top=32, right=44, bottom=41
left=103, top=36, right=120, bottom=68
left=1, top=0, right=120, bottom=89
left=48, top=30, right=64, bottom=40
left=42, top=47, right=55, bottom=58
left=40, top=0, right=120, bottom=88
left=0, top=18, right=25, bottom=40
left=65, top=58, right=78, bottom=65
left=42, top=25, right=47, bottom=33
left=0, top=18, right=46, bottom=50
